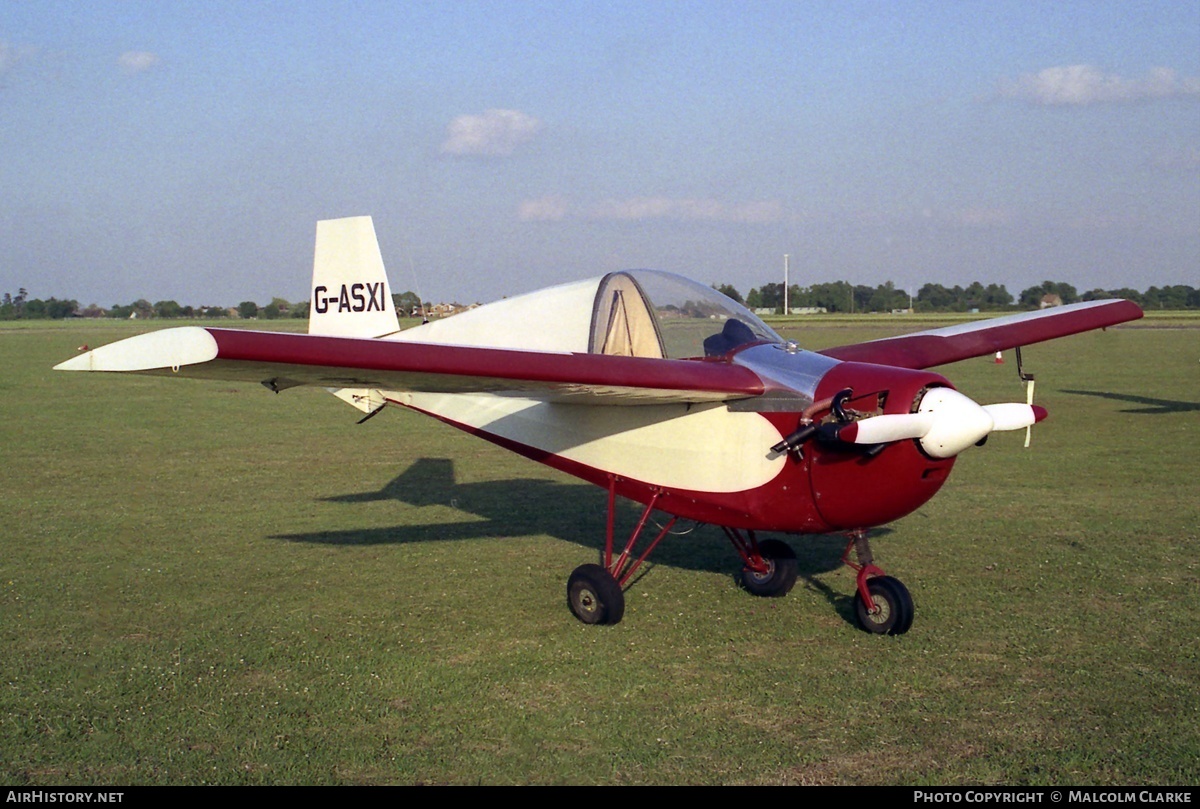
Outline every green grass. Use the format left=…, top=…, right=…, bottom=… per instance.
left=1, top=317, right=1197, bottom=784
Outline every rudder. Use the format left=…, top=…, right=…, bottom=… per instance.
left=309, top=216, right=400, bottom=338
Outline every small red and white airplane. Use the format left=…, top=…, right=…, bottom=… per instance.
left=57, top=217, right=1143, bottom=634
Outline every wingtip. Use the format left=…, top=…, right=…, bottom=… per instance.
left=53, top=352, right=93, bottom=372
left=53, top=327, right=219, bottom=373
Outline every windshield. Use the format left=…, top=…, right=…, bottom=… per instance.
left=588, top=270, right=783, bottom=359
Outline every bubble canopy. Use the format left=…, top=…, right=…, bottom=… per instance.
left=393, top=268, right=783, bottom=358
left=590, top=270, right=783, bottom=359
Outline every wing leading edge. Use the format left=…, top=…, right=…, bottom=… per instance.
left=54, top=326, right=765, bottom=405
left=817, top=299, right=1142, bottom=369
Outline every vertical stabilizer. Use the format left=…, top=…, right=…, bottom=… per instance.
left=309, top=216, right=399, bottom=338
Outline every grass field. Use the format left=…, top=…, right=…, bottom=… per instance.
left=2, top=315, right=1197, bottom=785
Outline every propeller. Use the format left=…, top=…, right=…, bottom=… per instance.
left=824, top=387, right=1047, bottom=459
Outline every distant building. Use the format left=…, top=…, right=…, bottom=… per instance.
left=425, top=302, right=481, bottom=317
left=755, top=306, right=828, bottom=315
left=1040, top=294, right=1063, bottom=308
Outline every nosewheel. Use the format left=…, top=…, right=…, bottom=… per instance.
left=567, top=564, right=625, bottom=625
left=853, top=575, right=914, bottom=636
left=739, top=538, right=799, bottom=597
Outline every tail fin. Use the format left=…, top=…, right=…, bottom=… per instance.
left=308, top=216, right=399, bottom=338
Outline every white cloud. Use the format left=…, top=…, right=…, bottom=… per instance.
left=589, top=197, right=679, bottom=220
left=998, top=65, right=1200, bottom=106
left=519, top=195, right=784, bottom=224
left=118, top=51, right=161, bottom=75
left=948, top=207, right=1012, bottom=227
left=0, top=41, right=37, bottom=75
left=440, top=109, right=542, bottom=157
left=590, top=197, right=783, bottom=224
left=1150, top=146, right=1200, bottom=172
left=518, top=196, right=571, bottom=221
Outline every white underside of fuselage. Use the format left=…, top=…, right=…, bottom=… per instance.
left=389, top=391, right=787, bottom=494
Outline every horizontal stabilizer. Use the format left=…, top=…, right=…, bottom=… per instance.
left=328, top=387, right=387, bottom=414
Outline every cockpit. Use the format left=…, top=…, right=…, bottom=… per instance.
left=393, top=268, right=783, bottom=359
left=589, top=270, right=782, bottom=359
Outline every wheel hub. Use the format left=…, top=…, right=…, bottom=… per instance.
left=746, top=559, right=775, bottom=583
left=577, top=588, right=598, bottom=614
left=866, top=594, right=890, bottom=623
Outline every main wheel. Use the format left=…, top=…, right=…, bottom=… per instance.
left=567, top=564, right=625, bottom=625
left=854, top=575, right=914, bottom=635
left=740, top=538, right=799, bottom=597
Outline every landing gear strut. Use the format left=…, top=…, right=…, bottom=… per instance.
left=566, top=479, right=677, bottom=626
left=724, top=529, right=798, bottom=597
left=844, top=531, right=913, bottom=635
left=565, top=481, right=914, bottom=633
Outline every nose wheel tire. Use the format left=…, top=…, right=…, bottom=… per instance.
left=567, top=564, right=626, bottom=625
left=854, top=575, right=914, bottom=635
left=740, top=538, right=799, bottom=597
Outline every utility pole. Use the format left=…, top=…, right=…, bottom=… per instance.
left=783, top=254, right=789, bottom=316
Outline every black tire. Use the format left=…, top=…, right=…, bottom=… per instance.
left=567, top=564, right=626, bottom=625
left=854, top=575, right=914, bottom=636
left=740, top=538, right=799, bottom=598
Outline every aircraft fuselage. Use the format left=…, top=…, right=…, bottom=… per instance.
left=392, top=347, right=957, bottom=534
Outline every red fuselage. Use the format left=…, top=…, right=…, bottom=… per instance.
left=406, top=355, right=957, bottom=535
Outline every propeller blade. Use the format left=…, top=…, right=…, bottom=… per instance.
left=836, top=413, right=935, bottom=444
left=1024, top=378, right=1037, bottom=448
left=816, top=387, right=1050, bottom=459
left=982, top=402, right=1048, bottom=432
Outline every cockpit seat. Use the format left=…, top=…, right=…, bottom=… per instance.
left=703, top=317, right=757, bottom=357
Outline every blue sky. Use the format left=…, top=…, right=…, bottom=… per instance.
left=2, top=1, right=1197, bottom=306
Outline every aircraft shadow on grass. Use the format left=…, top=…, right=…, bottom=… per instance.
left=272, top=457, right=859, bottom=604
left=1060, top=389, right=1200, bottom=415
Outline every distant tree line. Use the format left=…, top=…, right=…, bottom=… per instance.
left=4, top=280, right=1197, bottom=321
left=0, top=290, right=430, bottom=320
left=720, top=280, right=1200, bottom=314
